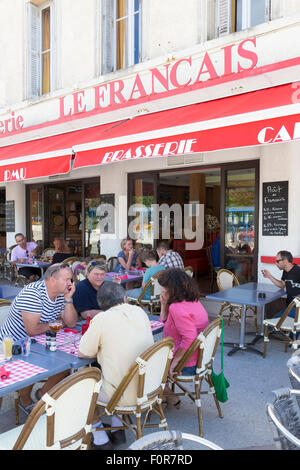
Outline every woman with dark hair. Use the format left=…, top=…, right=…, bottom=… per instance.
left=51, top=238, right=72, bottom=264
left=158, top=269, right=209, bottom=406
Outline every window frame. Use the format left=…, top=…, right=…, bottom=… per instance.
left=28, top=0, right=56, bottom=98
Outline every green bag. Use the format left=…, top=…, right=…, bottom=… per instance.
left=211, top=316, right=230, bottom=403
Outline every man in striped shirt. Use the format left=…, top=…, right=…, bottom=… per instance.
left=0, top=264, right=78, bottom=412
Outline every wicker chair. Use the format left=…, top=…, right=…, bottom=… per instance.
left=217, top=268, right=258, bottom=332
left=183, top=266, right=194, bottom=278
left=287, top=354, right=300, bottom=409
left=41, top=248, right=55, bottom=260
left=128, top=430, right=223, bottom=450
left=166, top=318, right=223, bottom=437
left=107, top=256, right=118, bottom=272
left=263, top=297, right=300, bottom=358
left=266, top=388, right=300, bottom=450
left=127, top=271, right=162, bottom=315
left=94, top=337, right=174, bottom=441
left=0, top=368, right=101, bottom=450
left=61, top=256, right=80, bottom=266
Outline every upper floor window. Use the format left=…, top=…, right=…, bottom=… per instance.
left=28, top=1, right=55, bottom=98
left=102, top=0, right=142, bottom=74
left=216, top=0, right=270, bottom=37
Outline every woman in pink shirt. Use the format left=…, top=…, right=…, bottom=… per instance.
left=158, top=269, right=209, bottom=407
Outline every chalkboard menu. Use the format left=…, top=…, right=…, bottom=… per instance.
left=5, top=200, right=15, bottom=232
left=262, top=181, right=288, bottom=236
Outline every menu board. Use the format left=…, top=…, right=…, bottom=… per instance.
left=262, top=181, right=288, bottom=236
left=5, top=200, right=15, bottom=232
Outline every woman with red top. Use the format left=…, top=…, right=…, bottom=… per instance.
left=158, top=268, right=209, bottom=407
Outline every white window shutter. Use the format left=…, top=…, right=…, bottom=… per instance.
left=28, top=2, right=41, bottom=98
left=102, top=0, right=115, bottom=74
left=215, top=0, right=231, bottom=37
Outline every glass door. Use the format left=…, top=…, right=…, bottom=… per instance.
left=128, top=173, right=158, bottom=248
left=221, top=162, right=259, bottom=283
left=84, top=182, right=101, bottom=257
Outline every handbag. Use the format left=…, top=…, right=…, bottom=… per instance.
left=211, top=316, right=230, bottom=403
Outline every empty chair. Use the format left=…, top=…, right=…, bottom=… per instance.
left=128, top=430, right=223, bottom=450
left=266, top=388, right=300, bottom=450
left=61, top=257, right=80, bottom=266
left=107, top=256, right=118, bottom=272
left=127, top=271, right=162, bottom=315
left=94, top=338, right=174, bottom=441
left=217, top=269, right=258, bottom=331
left=263, top=297, right=300, bottom=357
left=166, top=318, right=223, bottom=437
left=0, top=368, right=101, bottom=450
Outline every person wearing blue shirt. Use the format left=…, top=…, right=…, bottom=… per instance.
left=72, top=261, right=106, bottom=319
left=114, top=238, right=141, bottom=273
left=211, top=236, right=220, bottom=268
left=126, top=250, right=165, bottom=300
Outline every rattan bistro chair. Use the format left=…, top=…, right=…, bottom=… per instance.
left=266, top=388, right=300, bottom=450
left=263, top=297, right=300, bottom=358
left=128, top=430, right=223, bottom=450
left=107, top=256, right=118, bottom=272
left=166, top=318, right=223, bottom=437
left=61, top=256, right=81, bottom=266
left=127, top=271, right=162, bottom=315
left=0, top=368, right=101, bottom=450
left=183, top=266, right=194, bottom=278
left=94, top=338, right=174, bottom=441
left=217, top=269, right=258, bottom=332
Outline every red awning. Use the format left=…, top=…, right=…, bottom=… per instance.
left=0, top=82, right=299, bottom=181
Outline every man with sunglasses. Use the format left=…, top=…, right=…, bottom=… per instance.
left=262, top=250, right=300, bottom=318
left=0, top=263, right=77, bottom=413
left=11, top=233, right=40, bottom=282
left=72, top=260, right=106, bottom=320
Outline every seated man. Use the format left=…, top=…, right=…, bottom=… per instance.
left=156, top=240, right=184, bottom=269
left=72, top=260, right=107, bottom=320
left=126, top=249, right=165, bottom=300
left=11, top=233, right=40, bottom=282
left=0, top=263, right=77, bottom=412
left=78, top=282, right=154, bottom=450
left=262, top=250, right=300, bottom=318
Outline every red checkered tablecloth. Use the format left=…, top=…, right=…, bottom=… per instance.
left=0, top=360, right=48, bottom=389
left=34, top=330, right=79, bottom=346
left=150, top=321, right=163, bottom=331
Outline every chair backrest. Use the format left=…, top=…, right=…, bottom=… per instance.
left=105, top=338, right=174, bottom=414
left=173, top=318, right=221, bottom=376
left=287, top=355, right=300, bottom=408
left=275, top=297, right=300, bottom=332
left=128, top=430, right=223, bottom=450
left=217, top=268, right=239, bottom=291
left=107, top=256, right=118, bottom=272
left=13, top=367, right=101, bottom=450
left=183, top=266, right=194, bottom=278
left=266, top=388, right=300, bottom=450
left=92, top=254, right=107, bottom=262
left=42, top=248, right=55, bottom=259
left=61, top=257, right=80, bottom=266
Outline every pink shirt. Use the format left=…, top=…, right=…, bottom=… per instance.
left=11, top=242, right=37, bottom=262
left=160, top=300, right=209, bottom=367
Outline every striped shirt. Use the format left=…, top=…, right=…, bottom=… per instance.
left=0, top=281, right=65, bottom=341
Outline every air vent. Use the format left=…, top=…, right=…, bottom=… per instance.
left=167, top=155, right=185, bottom=166
left=184, top=153, right=204, bottom=164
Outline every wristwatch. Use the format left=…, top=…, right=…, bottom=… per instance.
left=64, top=299, right=73, bottom=304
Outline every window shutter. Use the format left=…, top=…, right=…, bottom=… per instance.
left=215, top=0, right=231, bottom=37
left=28, top=2, right=41, bottom=98
left=102, top=0, right=115, bottom=74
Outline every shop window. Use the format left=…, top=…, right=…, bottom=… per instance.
left=28, top=1, right=55, bottom=98
left=215, top=0, right=270, bottom=37
left=102, top=0, right=142, bottom=74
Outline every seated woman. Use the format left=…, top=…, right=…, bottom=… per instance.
left=51, top=238, right=72, bottom=264
left=126, top=250, right=165, bottom=300
left=158, top=268, right=209, bottom=407
left=114, top=238, right=141, bottom=273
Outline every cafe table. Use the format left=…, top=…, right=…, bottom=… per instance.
left=104, top=270, right=144, bottom=285
left=206, top=282, right=285, bottom=356
left=16, top=260, right=51, bottom=279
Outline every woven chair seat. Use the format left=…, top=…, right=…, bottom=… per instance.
left=264, top=316, right=300, bottom=332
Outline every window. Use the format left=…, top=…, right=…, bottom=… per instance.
left=102, top=0, right=142, bottom=74
left=28, top=1, right=55, bottom=98
left=215, top=0, right=270, bottom=37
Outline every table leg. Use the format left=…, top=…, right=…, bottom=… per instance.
left=247, top=305, right=265, bottom=346
left=224, top=304, right=264, bottom=357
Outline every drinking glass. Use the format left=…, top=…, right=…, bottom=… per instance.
left=3, top=336, right=13, bottom=360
